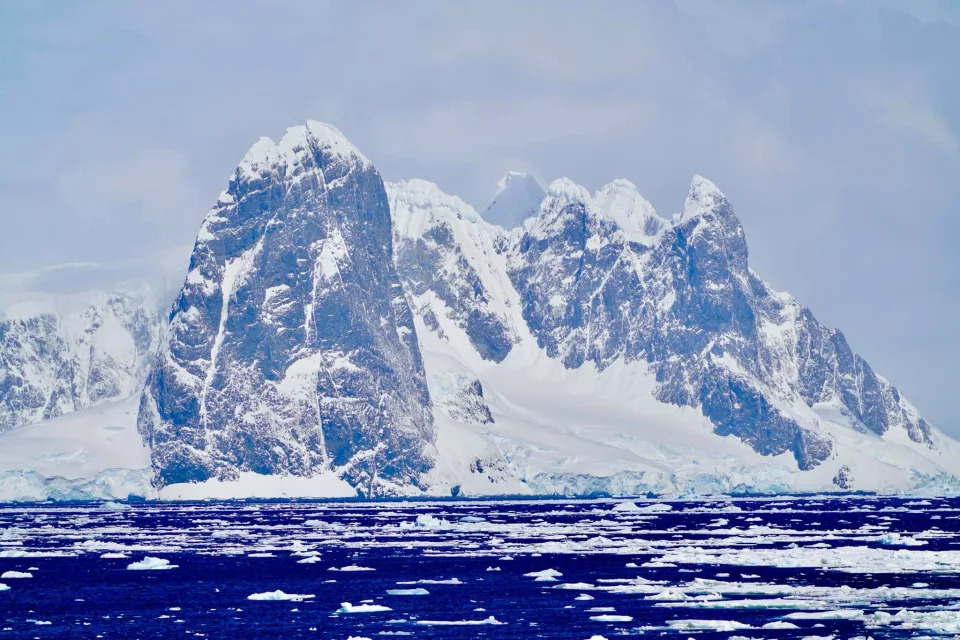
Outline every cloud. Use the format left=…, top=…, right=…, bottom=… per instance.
left=372, top=97, right=658, bottom=163
left=855, top=84, right=957, bottom=154
left=55, top=148, right=197, bottom=221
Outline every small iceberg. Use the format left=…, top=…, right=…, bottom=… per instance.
left=589, top=614, right=633, bottom=622
left=406, top=514, right=451, bottom=529
left=387, top=588, right=429, bottom=596
left=524, top=568, right=562, bottom=581
left=126, top=557, right=178, bottom=571
left=874, top=532, right=927, bottom=547
left=612, top=501, right=671, bottom=513
left=329, top=565, right=375, bottom=572
left=336, top=602, right=392, bottom=613
left=0, top=571, right=32, bottom=579
left=415, top=615, right=505, bottom=626
left=248, top=590, right=315, bottom=602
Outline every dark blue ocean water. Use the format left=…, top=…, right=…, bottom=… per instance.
left=1, top=496, right=959, bottom=639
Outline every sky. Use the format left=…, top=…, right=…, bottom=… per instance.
left=1, top=0, right=958, bottom=435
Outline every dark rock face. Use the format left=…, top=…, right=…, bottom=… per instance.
left=0, top=292, right=160, bottom=432
left=138, top=122, right=434, bottom=493
left=508, top=176, right=930, bottom=469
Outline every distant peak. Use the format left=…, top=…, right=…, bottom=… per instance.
left=679, top=174, right=728, bottom=223
left=495, top=171, right=540, bottom=193
left=481, top=171, right=547, bottom=229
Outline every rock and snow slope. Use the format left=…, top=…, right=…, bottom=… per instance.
left=388, top=175, right=960, bottom=497
left=0, top=288, right=162, bottom=432
left=137, top=121, right=434, bottom=495
left=0, top=121, right=956, bottom=500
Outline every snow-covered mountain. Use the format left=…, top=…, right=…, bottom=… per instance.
left=137, top=121, right=434, bottom=495
left=0, top=288, right=163, bottom=432
left=0, top=120, right=956, bottom=501
left=388, top=173, right=958, bottom=496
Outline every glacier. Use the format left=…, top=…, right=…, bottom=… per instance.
left=0, top=119, right=957, bottom=501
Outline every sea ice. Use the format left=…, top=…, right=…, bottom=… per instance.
left=337, top=602, right=392, bottom=613
left=415, top=616, right=504, bottom=625
left=126, top=556, right=177, bottom=571
left=524, top=568, right=563, bottom=581
left=247, top=590, right=315, bottom=602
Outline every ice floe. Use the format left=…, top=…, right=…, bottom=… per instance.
left=247, top=590, right=315, bottom=602
left=126, top=556, right=177, bottom=571
left=337, top=602, right=392, bottom=613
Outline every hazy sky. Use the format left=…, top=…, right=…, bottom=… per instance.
left=1, top=1, right=958, bottom=435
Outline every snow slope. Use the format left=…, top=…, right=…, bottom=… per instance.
left=0, top=396, right=152, bottom=501
left=0, top=287, right=163, bottom=432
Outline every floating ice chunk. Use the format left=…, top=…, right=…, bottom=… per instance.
left=247, top=590, right=315, bottom=602
left=100, top=552, right=130, bottom=559
left=337, top=602, right=392, bottom=613
left=486, top=566, right=501, bottom=572
left=524, top=568, right=562, bottom=581
left=126, top=556, right=177, bottom=571
left=0, top=571, right=31, bottom=579
left=866, top=609, right=960, bottom=633
left=641, top=560, right=677, bottom=568
left=646, top=588, right=691, bottom=601
left=589, top=615, right=633, bottom=622
left=576, top=594, right=595, bottom=601
left=667, top=619, right=751, bottom=631
left=396, top=577, right=462, bottom=585
left=784, top=609, right=864, bottom=620
left=402, top=514, right=451, bottom=529
left=874, top=532, right=927, bottom=547
left=762, top=621, right=800, bottom=629
left=387, top=588, right=429, bottom=596
left=415, top=616, right=504, bottom=625
left=329, top=565, right=375, bottom=572
left=612, top=501, right=671, bottom=513
left=0, top=583, right=8, bottom=591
